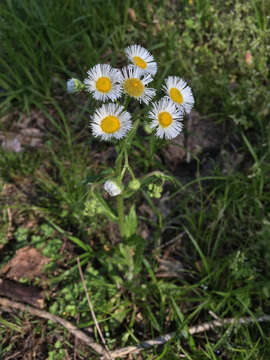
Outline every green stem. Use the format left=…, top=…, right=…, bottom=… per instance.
left=117, top=194, right=125, bottom=238
left=115, top=118, right=140, bottom=239
left=115, top=144, right=125, bottom=238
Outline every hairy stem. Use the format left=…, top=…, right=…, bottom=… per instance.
left=117, top=194, right=125, bottom=238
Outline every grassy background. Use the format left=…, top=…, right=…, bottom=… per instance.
left=0, top=0, right=270, bottom=359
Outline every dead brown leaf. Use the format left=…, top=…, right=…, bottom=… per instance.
left=0, top=108, right=48, bottom=152
left=2, top=246, right=50, bottom=281
left=0, top=133, right=22, bottom=152
left=0, top=128, right=43, bottom=152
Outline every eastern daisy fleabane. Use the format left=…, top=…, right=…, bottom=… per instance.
left=90, top=103, right=132, bottom=141
left=163, top=76, right=194, bottom=114
left=84, top=64, right=123, bottom=102
left=121, top=65, right=156, bottom=105
left=104, top=180, right=122, bottom=196
left=148, top=97, right=184, bottom=139
left=125, top=44, right=157, bottom=76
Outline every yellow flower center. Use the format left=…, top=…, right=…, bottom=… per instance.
left=123, top=78, right=144, bottom=97
left=158, top=111, right=173, bottom=128
left=101, top=116, right=120, bottom=134
left=169, top=87, right=184, bottom=104
left=96, top=77, right=112, bottom=93
left=133, top=56, right=147, bottom=69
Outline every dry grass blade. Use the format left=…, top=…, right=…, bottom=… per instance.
left=76, top=257, right=112, bottom=360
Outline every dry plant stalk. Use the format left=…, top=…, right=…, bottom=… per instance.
left=0, top=296, right=108, bottom=358
left=103, top=314, right=270, bottom=359
left=1, top=296, right=269, bottom=359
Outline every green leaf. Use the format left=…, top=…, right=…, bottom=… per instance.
left=112, top=305, right=130, bottom=323
left=95, top=192, right=118, bottom=222
left=0, top=317, right=22, bottom=333
left=123, top=205, right=137, bottom=238
left=67, top=235, right=91, bottom=253
left=133, top=235, right=146, bottom=275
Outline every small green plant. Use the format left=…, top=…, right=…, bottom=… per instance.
left=47, top=340, right=65, bottom=360
left=67, top=44, right=194, bottom=239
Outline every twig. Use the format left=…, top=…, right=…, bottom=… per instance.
left=0, top=296, right=107, bottom=358
left=104, top=314, right=270, bottom=359
left=208, top=310, right=220, bottom=321
left=76, top=257, right=112, bottom=360
left=1, top=294, right=269, bottom=359
left=157, top=232, right=185, bottom=250
left=5, top=351, right=22, bottom=360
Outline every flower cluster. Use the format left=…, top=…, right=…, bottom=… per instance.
left=67, top=44, right=194, bottom=142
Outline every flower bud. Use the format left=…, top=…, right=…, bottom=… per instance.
left=147, top=183, right=162, bottom=198
left=67, top=78, right=85, bottom=93
left=143, top=123, right=154, bottom=135
left=128, top=179, right=141, bottom=191
left=84, top=199, right=103, bottom=217
left=104, top=180, right=122, bottom=197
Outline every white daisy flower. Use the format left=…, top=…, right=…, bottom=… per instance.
left=125, top=44, right=157, bottom=76
left=163, top=76, right=194, bottom=114
left=148, top=97, right=184, bottom=139
left=121, top=65, right=156, bottom=105
left=104, top=180, right=122, bottom=197
left=84, top=64, right=123, bottom=102
left=90, top=103, right=132, bottom=141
